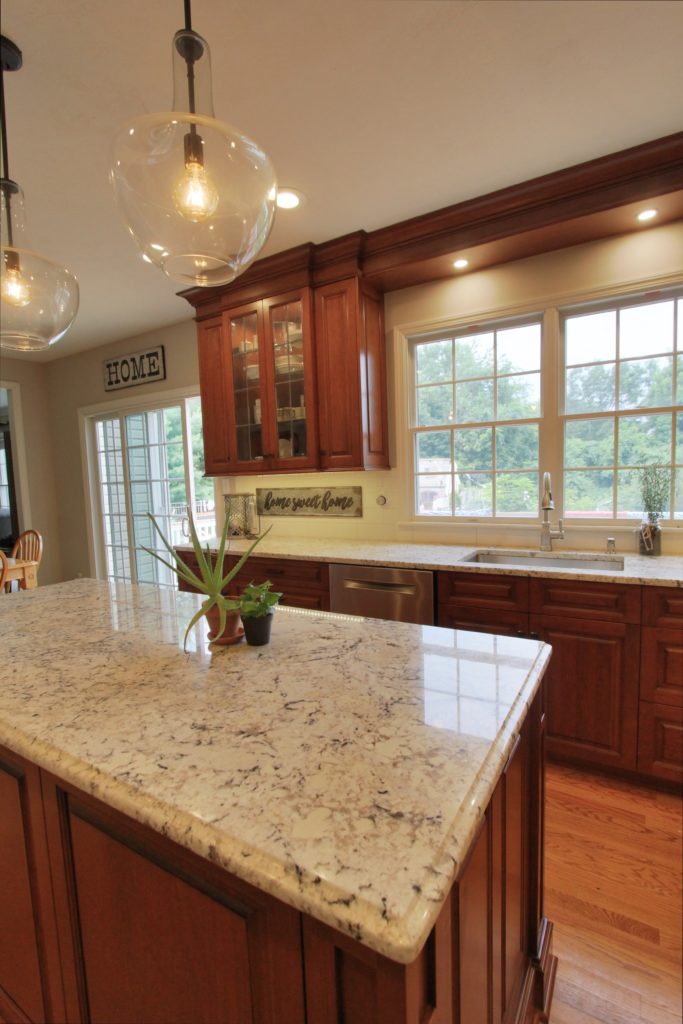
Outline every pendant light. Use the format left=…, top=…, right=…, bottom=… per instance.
left=0, top=36, right=79, bottom=352
left=110, top=0, right=277, bottom=288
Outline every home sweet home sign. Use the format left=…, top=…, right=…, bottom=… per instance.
left=256, top=487, right=362, bottom=517
left=103, top=347, right=166, bottom=392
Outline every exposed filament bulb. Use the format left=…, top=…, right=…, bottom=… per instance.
left=1, top=253, right=31, bottom=307
left=173, top=131, right=218, bottom=222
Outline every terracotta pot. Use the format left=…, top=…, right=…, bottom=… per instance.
left=205, top=605, right=243, bottom=645
left=242, top=613, right=273, bottom=647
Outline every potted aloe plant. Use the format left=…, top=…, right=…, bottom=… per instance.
left=238, top=580, right=282, bottom=646
left=142, top=512, right=270, bottom=649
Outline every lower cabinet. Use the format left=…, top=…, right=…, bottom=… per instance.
left=176, top=549, right=330, bottom=611
left=436, top=571, right=682, bottom=783
left=1, top=695, right=553, bottom=1024
left=531, top=613, right=639, bottom=771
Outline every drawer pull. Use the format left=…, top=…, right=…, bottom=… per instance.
left=343, top=579, right=417, bottom=596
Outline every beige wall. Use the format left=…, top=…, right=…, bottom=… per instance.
left=4, top=222, right=683, bottom=585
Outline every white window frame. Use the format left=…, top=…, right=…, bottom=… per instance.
left=79, top=386, right=217, bottom=581
left=393, top=275, right=682, bottom=532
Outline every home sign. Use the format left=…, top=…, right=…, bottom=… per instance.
left=256, top=487, right=362, bottom=517
left=103, top=347, right=166, bottom=392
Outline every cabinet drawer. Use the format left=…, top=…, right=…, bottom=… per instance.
left=437, top=608, right=529, bottom=637
left=637, top=702, right=683, bottom=784
left=640, top=627, right=683, bottom=707
left=529, top=578, right=640, bottom=624
left=438, top=572, right=529, bottom=613
left=246, top=556, right=329, bottom=590
left=642, top=587, right=683, bottom=629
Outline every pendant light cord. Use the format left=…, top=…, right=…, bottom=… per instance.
left=0, top=59, right=14, bottom=246
left=183, top=0, right=197, bottom=119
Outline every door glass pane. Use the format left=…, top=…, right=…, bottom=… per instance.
left=230, top=311, right=263, bottom=462
left=270, top=299, right=308, bottom=459
left=125, top=406, right=187, bottom=586
left=95, top=417, right=131, bottom=581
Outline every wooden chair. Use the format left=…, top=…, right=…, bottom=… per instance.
left=5, top=529, right=43, bottom=593
left=0, top=551, right=9, bottom=594
left=11, top=529, right=43, bottom=566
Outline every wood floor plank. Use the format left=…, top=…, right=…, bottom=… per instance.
left=545, top=763, right=683, bottom=1024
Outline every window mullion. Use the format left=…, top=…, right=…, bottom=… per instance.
left=119, top=413, right=138, bottom=585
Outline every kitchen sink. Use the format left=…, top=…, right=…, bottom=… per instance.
left=463, top=550, right=625, bottom=571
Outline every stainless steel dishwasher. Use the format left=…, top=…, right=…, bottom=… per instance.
left=329, top=563, right=434, bottom=624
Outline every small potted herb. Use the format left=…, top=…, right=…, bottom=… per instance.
left=638, top=464, right=670, bottom=556
left=143, top=513, right=270, bottom=649
left=238, top=580, right=282, bottom=646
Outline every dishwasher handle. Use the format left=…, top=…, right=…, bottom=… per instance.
left=342, top=578, right=417, bottom=597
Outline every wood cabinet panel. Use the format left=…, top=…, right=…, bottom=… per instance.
left=0, top=761, right=45, bottom=1024
left=529, top=578, right=641, bottom=624
left=437, top=608, right=529, bottom=637
left=438, top=572, right=528, bottom=612
left=197, top=316, right=235, bottom=476
left=41, top=780, right=307, bottom=1024
left=640, top=626, right=683, bottom=707
left=0, top=752, right=67, bottom=1024
left=637, top=702, right=683, bottom=784
left=535, top=614, right=639, bottom=770
left=642, top=586, right=683, bottom=629
left=314, top=277, right=389, bottom=471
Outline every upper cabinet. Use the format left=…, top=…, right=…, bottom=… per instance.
left=187, top=241, right=389, bottom=476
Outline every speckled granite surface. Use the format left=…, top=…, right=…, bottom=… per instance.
left=189, top=536, right=683, bottom=587
left=0, top=579, right=550, bottom=963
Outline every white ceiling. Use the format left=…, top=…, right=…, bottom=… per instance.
left=2, top=0, right=683, bottom=361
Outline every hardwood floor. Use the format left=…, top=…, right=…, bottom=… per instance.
left=545, top=763, right=683, bottom=1024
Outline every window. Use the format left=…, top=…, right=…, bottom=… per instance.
left=411, top=317, right=542, bottom=517
left=91, top=396, right=215, bottom=585
left=562, top=294, right=682, bottom=520
left=407, top=287, right=682, bottom=523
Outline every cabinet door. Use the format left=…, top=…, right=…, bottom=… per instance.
left=0, top=751, right=65, bottom=1024
left=534, top=613, right=640, bottom=770
left=227, top=301, right=271, bottom=472
left=42, top=778, right=306, bottom=1024
left=437, top=572, right=529, bottom=635
left=263, top=289, right=318, bottom=470
left=640, top=626, right=683, bottom=707
left=637, top=702, right=683, bottom=783
left=314, top=278, right=389, bottom=472
left=197, top=316, right=235, bottom=476
left=314, top=278, right=363, bottom=469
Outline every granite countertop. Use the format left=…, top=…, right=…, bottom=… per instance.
left=181, top=535, right=683, bottom=588
left=0, top=579, right=550, bottom=964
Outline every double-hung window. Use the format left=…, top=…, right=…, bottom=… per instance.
left=562, top=292, right=682, bottom=520
left=411, top=316, right=542, bottom=518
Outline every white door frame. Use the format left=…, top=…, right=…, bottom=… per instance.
left=78, top=386, right=213, bottom=579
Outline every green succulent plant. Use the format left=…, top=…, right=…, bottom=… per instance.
left=142, top=512, right=270, bottom=650
left=239, top=580, right=282, bottom=619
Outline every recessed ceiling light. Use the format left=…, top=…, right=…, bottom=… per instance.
left=453, top=258, right=469, bottom=270
left=276, top=188, right=305, bottom=210
left=636, top=208, right=658, bottom=222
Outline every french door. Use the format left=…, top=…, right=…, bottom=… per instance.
left=91, top=397, right=215, bottom=586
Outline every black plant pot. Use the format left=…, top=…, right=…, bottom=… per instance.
left=242, top=613, right=273, bottom=646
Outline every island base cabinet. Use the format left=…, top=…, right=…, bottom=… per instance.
left=1, top=692, right=553, bottom=1024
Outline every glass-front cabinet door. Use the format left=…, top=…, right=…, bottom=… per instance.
left=263, top=290, right=317, bottom=470
left=225, top=290, right=316, bottom=473
left=228, top=303, right=266, bottom=471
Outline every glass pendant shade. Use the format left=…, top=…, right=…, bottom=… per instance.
left=110, top=29, right=277, bottom=288
left=0, top=182, right=79, bottom=352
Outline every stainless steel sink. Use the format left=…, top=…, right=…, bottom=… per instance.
left=463, top=550, right=625, bottom=571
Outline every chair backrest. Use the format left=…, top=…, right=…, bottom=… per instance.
left=0, top=550, right=9, bottom=593
left=11, top=529, right=44, bottom=565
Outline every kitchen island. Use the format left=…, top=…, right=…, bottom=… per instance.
left=1, top=579, right=554, bottom=1024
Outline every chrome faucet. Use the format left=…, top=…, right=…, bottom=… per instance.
left=540, top=472, right=564, bottom=551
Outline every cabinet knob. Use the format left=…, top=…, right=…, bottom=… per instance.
left=530, top=631, right=540, bottom=640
